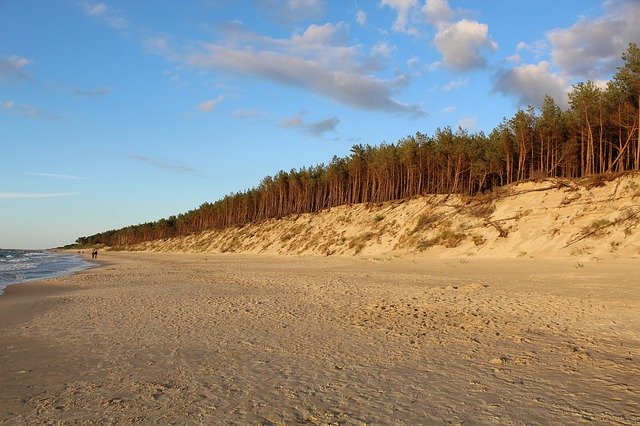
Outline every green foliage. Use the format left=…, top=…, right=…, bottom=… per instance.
left=74, top=43, right=640, bottom=248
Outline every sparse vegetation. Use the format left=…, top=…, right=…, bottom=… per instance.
left=414, top=212, right=442, bottom=231
left=472, top=235, right=486, bottom=246
left=349, top=232, right=376, bottom=254
left=468, top=203, right=496, bottom=218
left=571, top=245, right=594, bottom=256
left=417, top=239, right=437, bottom=251
left=416, top=228, right=466, bottom=251
left=438, top=229, right=467, bottom=248
left=560, top=192, right=582, bottom=205
left=585, top=219, right=613, bottom=237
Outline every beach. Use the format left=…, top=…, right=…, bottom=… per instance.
left=1, top=251, right=639, bottom=423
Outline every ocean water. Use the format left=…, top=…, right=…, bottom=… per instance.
left=0, top=249, right=95, bottom=295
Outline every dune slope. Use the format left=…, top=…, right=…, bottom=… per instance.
left=128, top=173, right=640, bottom=260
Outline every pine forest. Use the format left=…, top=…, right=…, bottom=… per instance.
left=76, top=43, right=640, bottom=247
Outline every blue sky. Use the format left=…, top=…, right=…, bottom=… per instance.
left=1, top=0, right=639, bottom=248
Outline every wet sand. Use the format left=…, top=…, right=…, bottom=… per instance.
left=1, top=252, right=639, bottom=424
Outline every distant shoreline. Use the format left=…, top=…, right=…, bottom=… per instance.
left=0, top=249, right=98, bottom=296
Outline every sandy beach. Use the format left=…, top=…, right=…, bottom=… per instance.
left=1, top=251, right=639, bottom=424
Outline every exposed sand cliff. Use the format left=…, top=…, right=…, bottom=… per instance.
left=128, top=173, right=640, bottom=260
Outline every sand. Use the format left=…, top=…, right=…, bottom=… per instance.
left=128, top=173, right=640, bottom=260
left=1, top=251, right=639, bottom=424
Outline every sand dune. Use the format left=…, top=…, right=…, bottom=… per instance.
left=1, top=252, right=639, bottom=423
left=128, top=173, right=640, bottom=260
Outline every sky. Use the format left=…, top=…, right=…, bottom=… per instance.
left=1, top=0, right=639, bottom=249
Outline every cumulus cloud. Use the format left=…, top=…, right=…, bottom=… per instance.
left=434, top=19, right=498, bottom=71
left=420, top=0, right=497, bottom=71
left=214, top=21, right=358, bottom=71
left=492, top=61, right=569, bottom=108
left=365, top=42, right=396, bottom=70
left=380, top=0, right=420, bottom=36
left=0, top=55, right=31, bottom=81
left=547, top=0, right=640, bottom=79
left=507, top=53, right=522, bottom=64
left=494, top=0, right=639, bottom=108
left=356, top=10, right=367, bottom=26
left=370, top=42, right=395, bottom=60
left=197, top=95, right=224, bottom=112
left=422, top=0, right=453, bottom=25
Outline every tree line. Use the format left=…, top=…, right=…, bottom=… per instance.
left=76, top=43, right=640, bottom=247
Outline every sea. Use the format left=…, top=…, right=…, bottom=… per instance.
left=0, top=249, right=95, bottom=295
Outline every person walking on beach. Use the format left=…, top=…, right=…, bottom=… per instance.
left=92, top=250, right=98, bottom=259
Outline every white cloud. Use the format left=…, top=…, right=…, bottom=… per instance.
left=0, top=55, right=31, bottom=81
left=74, top=87, right=112, bottom=97
left=0, top=192, right=80, bottom=200
left=442, top=78, right=469, bottom=92
left=434, top=19, right=497, bottom=71
left=422, top=0, right=453, bottom=25
left=28, top=173, right=88, bottom=180
left=457, top=116, right=476, bottom=130
left=370, top=42, right=394, bottom=60
left=0, top=100, right=62, bottom=120
left=197, top=95, right=224, bottom=113
left=280, top=111, right=339, bottom=136
left=380, top=0, right=420, bottom=35
left=492, top=1, right=640, bottom=108
left=232, top=109, right=266, bottom=119
left=80, top=1, right=128, bottom=30
left=442, top=105, right=456, bottom=114
left=507, top=54, right=522, bottom=64
left=547, top=0, right=640, bottom=79
left=215, top=21, right=358, bottom=72
left=356, top=10, right=367, bottom=26
left=187, top=42, right=424, bottom=116
left=406, top=56, right=420, bottom=68
left=85, top=2, right=107, bottom=15
left=281, top=111, right=306, bottom=128
left=130, top=154, right=209, bottom=178
left=418, top=0, right=497, bottom=72
left=267, top=0, right=325, bottom=22
left=493, top=61, right=569, bottom=108
left=516, top=40, right=547, bottom=57
left=308, top=116, right=339, bottom=135
left=292, top=22, right=346, bottom=46
left=144, top=36, right=174, bottom=57
left=367, top=42, right=396, bottom=69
